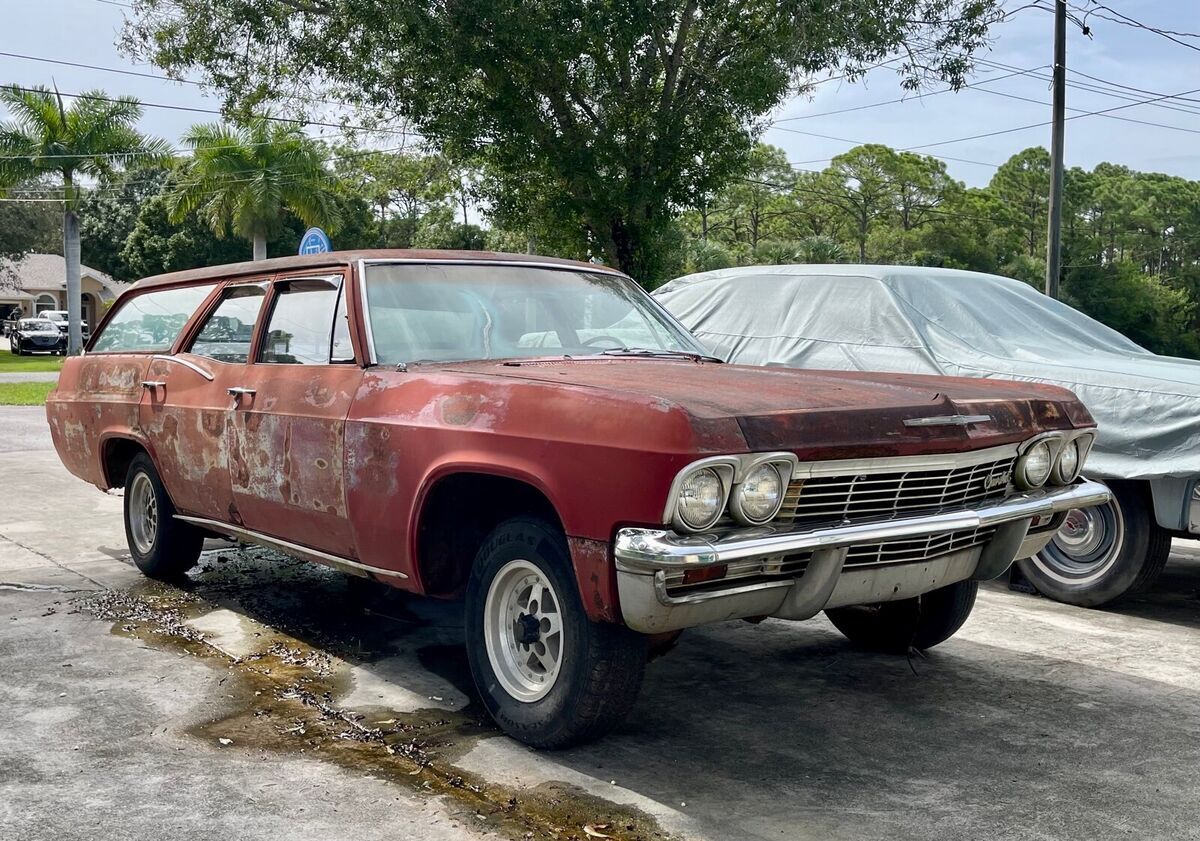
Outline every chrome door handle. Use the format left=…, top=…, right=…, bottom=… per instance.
left=141, top=380, right=166, bottom=389
left=227, top=387, right=256, bottom=397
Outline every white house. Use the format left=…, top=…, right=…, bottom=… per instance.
left=0, top=253, right=122, bottom=327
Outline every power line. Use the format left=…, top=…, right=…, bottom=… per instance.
left=773, top=65, right=1047, bottom=123
left=1, top=84, right=413, bottom=139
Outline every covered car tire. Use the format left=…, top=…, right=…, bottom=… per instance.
left=465, top=517, right=646, bottom=749
left=825, top=580, right=978, bottom=654
left=1018, top=480, right=1170, bottom=607
left=123, top=452, right=203, bottom=579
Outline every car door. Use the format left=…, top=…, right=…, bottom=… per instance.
left=227, top=273, right=363, bottom=558
left=140, top=280, right=270, bottom=523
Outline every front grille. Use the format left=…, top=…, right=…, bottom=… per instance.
left=778, top=456, right=1015, bottom=526
left=663, top=452, right=1015, bottom=598
left=844, top=526, right=994, bottom=568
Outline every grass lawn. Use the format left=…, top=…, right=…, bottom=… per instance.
left=0, top=381, right=56, bottom=405
left=0, top=347, right=65, bottom=373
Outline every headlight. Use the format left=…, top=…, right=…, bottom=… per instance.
left=1016, top=440, right=1053, bottom=489
left=731, top=463, right=784, bottom=525
left=675, top=467, right=726, bottom=531
left=1053, top=438, right=1082, bottom=484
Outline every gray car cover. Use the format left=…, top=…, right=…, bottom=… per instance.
left=654, top=265, right=1200, bottom=481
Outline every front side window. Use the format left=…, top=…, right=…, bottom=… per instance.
left=91, top=283, right=218, bottom=353
left=260, top=277, right=349, bottom=365
left=188, top=283, right=267, bottom=364
left=363, top=263, right=704, bottom=365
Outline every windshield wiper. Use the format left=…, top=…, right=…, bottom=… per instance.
left=599, top=347, right=724, bottom=363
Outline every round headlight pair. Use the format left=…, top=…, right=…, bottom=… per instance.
left=675, top=462, right=786, bottom=531
left=1017, top=436, right=1087, bottom=489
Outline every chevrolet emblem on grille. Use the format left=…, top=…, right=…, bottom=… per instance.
left=903, top=414, right=993, bottom=428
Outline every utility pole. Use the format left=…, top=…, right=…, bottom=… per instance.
left=1045, top=0, right=1067, bottom=298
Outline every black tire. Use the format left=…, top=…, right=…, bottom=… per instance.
left=825, top=580, right=978, bottom=654
left=465, top=516, right=646, bottom=749
left=123, top=452, right=203, bottom=579
left=1018, top=480, right=1170, bottom=607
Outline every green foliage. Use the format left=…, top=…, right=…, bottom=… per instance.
left=0, top=177, right=61, bottom=278
left=122, top=0, right=1003, bottom=283
left=170, top=116, right=340, bottom=257
left=0, top=84, right=172, bottom=207
left=79, top=169, right=170, bottom=280
left=1064, top=263, right=1200, bottom=358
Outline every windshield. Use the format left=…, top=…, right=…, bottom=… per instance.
left=19, top=320, right=56, bottom=332
left=43, top=311, right=66, bottom=323
left=363, top=263, right=706, bottom=364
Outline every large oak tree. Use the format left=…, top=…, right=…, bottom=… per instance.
left=122, top=0, right=1002, bottom=282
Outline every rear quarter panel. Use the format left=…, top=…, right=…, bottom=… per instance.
left=46, top=354, right=152, bottom=488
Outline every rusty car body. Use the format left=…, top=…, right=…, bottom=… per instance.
left=47, top=250, right=1110, bottom=747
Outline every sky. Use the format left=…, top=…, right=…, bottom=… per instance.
left=1, top=0, right=1199, bottom=190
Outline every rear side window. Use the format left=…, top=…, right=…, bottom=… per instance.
left=91, top=283, right=217, bottom=353
left=188, top=283, right=268, bottom=364
left=260, top=277, right=350, bottom=365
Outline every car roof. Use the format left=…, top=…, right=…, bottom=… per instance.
left=132, top=249, right=624, bottom=291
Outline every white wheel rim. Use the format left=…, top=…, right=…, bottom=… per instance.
left=483, top=559, right=565, bottom=703
left=128, top=472, right=158, bottom=556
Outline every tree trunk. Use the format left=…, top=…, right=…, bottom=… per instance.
left=253, top=232, right=267, bottom=261
left=62, top=209, right=83, bottom=356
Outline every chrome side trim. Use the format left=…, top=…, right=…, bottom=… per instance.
left=616, top=479, right=1112, bottom=572
left=152, top=354, right=214, bottom=381
left=175, top=515, right=409, bottom=580
left=356, top=259, right=379, bottom=366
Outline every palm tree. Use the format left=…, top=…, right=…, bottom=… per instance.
left=0, top=85, right=171, bottom=354
left=170, top=116, right=339, bottom=261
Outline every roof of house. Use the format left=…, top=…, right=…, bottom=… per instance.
left=14, top=253, right=122, bottom=296
left=132, top=249, right=623, bottom=290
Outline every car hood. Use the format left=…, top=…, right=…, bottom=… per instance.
left=441, top=358, right=1090, bottom=458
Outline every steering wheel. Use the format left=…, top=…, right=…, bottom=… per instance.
left=581, top=335, right=625, bottom=349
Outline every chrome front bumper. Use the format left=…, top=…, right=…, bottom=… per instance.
left=614, top=480, right=1111, bottom=633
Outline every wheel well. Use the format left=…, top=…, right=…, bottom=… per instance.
left=416, top=472, right=563, bottom=597
left=102, top=438, right=147, bottom=489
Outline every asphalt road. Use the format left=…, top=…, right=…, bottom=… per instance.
left=2, top=405, right=1199, bottom=841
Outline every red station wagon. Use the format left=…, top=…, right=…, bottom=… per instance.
left=47, top=250, right=1110, bottom=747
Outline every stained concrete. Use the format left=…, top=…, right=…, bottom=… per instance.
left=3, top=405, right=1200, bottom=841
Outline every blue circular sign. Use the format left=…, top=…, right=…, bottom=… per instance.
left=299, top=227, right=332, bottom=255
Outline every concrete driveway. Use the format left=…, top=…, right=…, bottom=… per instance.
left=3, top=405, right=1199, bottom=841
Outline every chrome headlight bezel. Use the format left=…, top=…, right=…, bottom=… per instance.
left=1016, top=438, right=1055, bottom=489
left=665, top=453, right=797, bottom=533
left=729, top=459, right=788, bottom=526
left=1016, top=430, right=1096, bottom=490
left=675, top=466, right=730, bottom=531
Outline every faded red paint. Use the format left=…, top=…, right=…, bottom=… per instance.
left=46, top=250, right=1097, bottom=627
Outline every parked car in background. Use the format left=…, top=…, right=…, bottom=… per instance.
left=656, top=264, right=1194, bottom=607
left=10, top=317, right=66, bottom=355
left=42, top=309, right=89, bottom=342
left=47, top=251, right=1108, bottom=747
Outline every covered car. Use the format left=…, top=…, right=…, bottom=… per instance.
left=655, top=264, right=1198, bottom=607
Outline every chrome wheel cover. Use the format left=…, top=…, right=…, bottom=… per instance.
left=483, top=559, right=565, bottom=703
left=1032, top=495, right=1124, bottom=585
left=128, top=472, right=159, bottom=556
